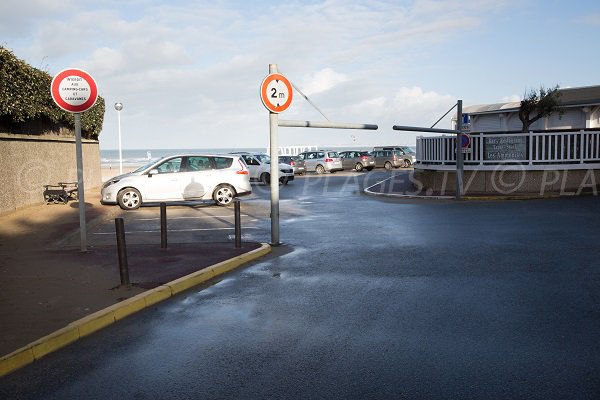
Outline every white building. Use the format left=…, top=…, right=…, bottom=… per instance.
left=456, top=85, right=600, bottom=132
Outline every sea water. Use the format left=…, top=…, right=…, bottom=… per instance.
left=100, top=148, right=266, bottom=168
left=100, top=146, right=374, bottom=168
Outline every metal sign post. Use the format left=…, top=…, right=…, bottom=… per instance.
left=456, top=100, right=464, bottom=199
left=268, top=66, right=281, bottom=245
left=73, top=113, right=87, bottom=251
left=393, top=99, right=464, bottom=200
left=50, top=68, right=98, bottom=252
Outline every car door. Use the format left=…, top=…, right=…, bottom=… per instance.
left=340, top=152, right=351, bottom=169
left=180, top=156, right=213, bottom=199
left=373, top=151, right=381, bottom=167
left=304, top=152, right=317, bottom=172
left=241, top=155, right=261, bottom=180
left=142, top=157, right=184, bottom=201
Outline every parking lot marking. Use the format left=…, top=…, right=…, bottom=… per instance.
left=93, top=227, right=259, bottom=235
left=135, top=215, right=249, bottom=221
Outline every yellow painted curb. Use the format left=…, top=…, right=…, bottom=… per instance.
left=0, top=348, right=34, bottom=377
left=0, top=243, right=271, bottom=378
left=168, top=268, right=215, bottom=295
left=32, top=326, right=80, bottom=359
left=74, top=310, right=116, bottom=338
left=144, top=285, right=173, bottom=307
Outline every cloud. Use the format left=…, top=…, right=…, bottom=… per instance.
left=1, top=0, right=530, bottom=149
left=300, top=68, right=350, bottom=96
left=501, top=94, right=521, bottom=103
left=579, top=13, right=600, bottom=25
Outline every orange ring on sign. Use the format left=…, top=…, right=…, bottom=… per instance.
left=260, top=73, right=293, bottom=113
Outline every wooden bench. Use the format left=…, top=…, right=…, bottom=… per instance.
left=43, top=182, right=78, bottom=204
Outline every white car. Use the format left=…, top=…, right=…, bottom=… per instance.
left=101, top=154, right=251, bottom=210
left=231, top=152, right=294, bottom=184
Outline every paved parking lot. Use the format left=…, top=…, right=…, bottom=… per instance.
left=2, top=169, right=599, bottom=399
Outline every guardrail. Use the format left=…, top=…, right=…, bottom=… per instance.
left=417, top=130, right=600, bottom=170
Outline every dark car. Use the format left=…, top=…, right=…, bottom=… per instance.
left=278, top=155, right=305, bottom=175
left=339, top=150, right=375, bottom=172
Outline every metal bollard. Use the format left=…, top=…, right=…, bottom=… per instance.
left=115, top=217, right=130, bottom=286
left=234, top=198, right=242, bottom=248
left=160, top=202, right=167, bottom=248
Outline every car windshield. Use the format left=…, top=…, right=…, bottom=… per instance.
left=403, top=147, right=416, bottom=154
left=133, top=159, right=160, bottom=173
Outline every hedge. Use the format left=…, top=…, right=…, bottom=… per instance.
left=0, top=46, right=105, bottom=139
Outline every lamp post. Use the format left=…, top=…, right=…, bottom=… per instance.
left=114, top=102, right=124, bottom=174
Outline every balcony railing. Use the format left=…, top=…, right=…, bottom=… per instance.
left=416, top=130, right=600, bottom=170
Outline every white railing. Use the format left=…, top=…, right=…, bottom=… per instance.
left=416, top=130, right=600, bottom=170
left=267, top=145, right=319, bottom=156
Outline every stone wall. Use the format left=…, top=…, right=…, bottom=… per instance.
left=414, top=168, right=600, bottom=196
left=0, top=133, right=101, bottom=215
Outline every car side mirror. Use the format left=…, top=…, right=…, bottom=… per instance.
left=148, top=169, right=159, bottom=176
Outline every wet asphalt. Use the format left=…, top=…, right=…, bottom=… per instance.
left=1, top=170, right=599, bottom=399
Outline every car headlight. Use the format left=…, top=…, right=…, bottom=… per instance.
left=102, top=179, right=120, bottom=189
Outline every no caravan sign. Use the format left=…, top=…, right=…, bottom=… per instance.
left=51, top=68, right=98, bottom=113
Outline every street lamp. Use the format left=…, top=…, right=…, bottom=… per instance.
left=114, top=102, right=124, bottom=174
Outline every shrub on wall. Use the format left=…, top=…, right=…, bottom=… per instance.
left=0, top=46, right=105, bottom=140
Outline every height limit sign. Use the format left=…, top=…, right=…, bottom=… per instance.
left=260, top=73, right=293, bottom=113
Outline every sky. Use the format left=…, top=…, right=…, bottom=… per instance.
left=2, top=0, right=599, bottom=150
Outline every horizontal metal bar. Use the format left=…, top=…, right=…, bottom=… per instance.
left=393, top=125, right=460, bottom=134
left=279, top=120, right=378, bottom=130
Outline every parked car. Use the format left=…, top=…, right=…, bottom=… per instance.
left=101, top=154, right=251, bottom=210
left=278, top=155, right=305, bottom=175
left=297, top=150, right=343, bottom=174
left=339, top=150, right=375, bottom=172
left=372, top=149, right=405, bottom=170
left=373, top=146, right=416, bottom=167
left=230, top=152, right=295, bottom=184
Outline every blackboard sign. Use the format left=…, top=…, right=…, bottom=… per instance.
left=484, top=136, right=527, bottom=160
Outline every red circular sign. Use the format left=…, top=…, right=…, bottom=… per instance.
left=51, top=68, right=98, bottom=113
left=260, top=73, right=293, bottom=113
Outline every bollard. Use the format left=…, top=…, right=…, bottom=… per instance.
left=115, top=217, right=130, bottom=286
left=234, top=198, right=242, bottom=248
left=160, top=202, right=167, bottom=248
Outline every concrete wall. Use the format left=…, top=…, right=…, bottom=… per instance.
left=414, top=168, right=600, bottom=196
left=0, top=133, right=101, bottom=215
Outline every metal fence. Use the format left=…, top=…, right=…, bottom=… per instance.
left=417, top=130, right=600, bottom=170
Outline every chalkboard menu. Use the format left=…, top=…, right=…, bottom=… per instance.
left=484, top=136, right=527, bottom=160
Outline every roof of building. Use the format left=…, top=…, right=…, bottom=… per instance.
left=464, top=85, right=600, bottom=115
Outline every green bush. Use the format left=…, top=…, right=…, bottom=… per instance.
left=0, top=46, right=105, bottom=139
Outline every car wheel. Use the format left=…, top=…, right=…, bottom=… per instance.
left=280, top=176, right=289, bottom=185
left=260, top=173, right=270, bottom=185
left=213, top=184, right=236, bottom=206
left=316, top=165, right=325, bottom=174
left=117, top=188, right=141, bottom=210
left=402, top=159, right=412, bottom=168
left=354, top=163, right=364, bottom=172
left=384, top=161, right=392, bottom=170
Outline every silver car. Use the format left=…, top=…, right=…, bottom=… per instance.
left=339, top=150, right=375, bottom=172
left=101, top=154, right=251, bottom=209
left=297, top=150, right=343, bottom=174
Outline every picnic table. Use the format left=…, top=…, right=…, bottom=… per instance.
left=43, top=182, right=78, bottom=204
